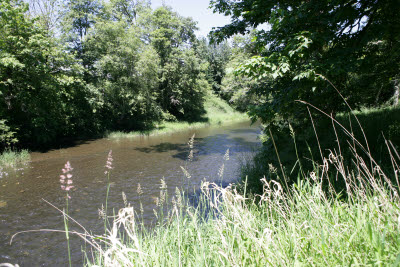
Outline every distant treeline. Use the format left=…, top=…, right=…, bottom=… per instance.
left=0, top=0, right=250, bottom=150
left=3, top=0, right=398, bottom=151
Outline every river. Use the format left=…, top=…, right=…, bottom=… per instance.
left=0, top=120, right=261, bottom=266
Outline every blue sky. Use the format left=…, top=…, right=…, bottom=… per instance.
left=151, top=0, right=232, bottom=38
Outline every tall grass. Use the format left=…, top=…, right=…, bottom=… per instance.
left=241, top=105, right=400, bottom=195
left=84, top=153, right=400, bottom=265
left=10, top=102, right=400, bottom=266
left=81, top=110, right=400, bottom=266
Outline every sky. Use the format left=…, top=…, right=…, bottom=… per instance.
left=151, top=0, right=232, bottom=38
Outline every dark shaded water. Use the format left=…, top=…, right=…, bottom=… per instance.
left=0, top=121, right=261, bottom=266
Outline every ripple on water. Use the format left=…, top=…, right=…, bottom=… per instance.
left=0, top=120, right=262, bottom=265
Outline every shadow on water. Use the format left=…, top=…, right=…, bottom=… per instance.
left=25, top=115, right=210, bottom=153
left=133, top=134, right=260, bottom=161
left=31, top=138, right=98, bottom=153
left=0, top=120, right=261, bottom=266
left=133, top=138, right=204, bottom=154
left=229, top=128, right=261, bottom=134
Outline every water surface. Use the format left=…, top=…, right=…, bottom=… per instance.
left=0, top=120, right=261, bottom=266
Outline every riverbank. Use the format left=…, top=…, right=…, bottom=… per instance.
left=86, top=133, right=400, bottom=266
left=107, top=93, right=249, bottom=139
left=240, top=105, right=400, bottom=194
left=0, top=95, right=247, bottom=168
left=83, top=104, right=400, bottom=266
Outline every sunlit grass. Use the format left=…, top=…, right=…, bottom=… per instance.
left=82, top=105, right=400, bottom=266
left=107, top=94, right=248, bottom=139
left=0, top=149, right=30, bottom=167
left=203, top=92, right=248, bottom=125
left=14, top=102, right=400, bottom=266
left=84, top=145, right=400, bottom=266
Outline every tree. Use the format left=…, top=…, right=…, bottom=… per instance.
left=145, top=7, right=208, bottom=120
left=196, top=38, right=231, bottom=95
left=61, top=0, right=102, bottom=74
left=160, top=48, right=209, bottom=120
left=84, top=3, right=208, bottom=127
left=0, top=0, right=91, bottom=147
left=85, top=9, right=161, bottom=130
left=28, top=0, right=62, bottom=33
left=107, top=0, right=150, bottom=24
left=210, top=0, right=400, bottom=127
left=0, top=1, right=214, bottom=150
left=221, top=51, right=262, bottom=111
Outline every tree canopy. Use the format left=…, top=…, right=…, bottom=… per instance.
left=0, top=0, right=215, bottom=149
left=2, top=0, right=399, bottom=151
left=210, top=0, right=400, bottom=126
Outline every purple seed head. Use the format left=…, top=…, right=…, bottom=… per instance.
left=104, top=150, right=114, bottom=174
left=60, top=161, right=74, bottom=193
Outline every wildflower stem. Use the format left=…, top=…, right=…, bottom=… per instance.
left=104, top=172, right=111, bottom=235
left=64, top=193, right=72, bottom=267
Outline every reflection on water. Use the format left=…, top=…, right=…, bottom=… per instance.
left=0, top=121, right=261, bottom=266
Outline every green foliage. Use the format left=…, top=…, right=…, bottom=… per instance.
left=85, top=15, right=161, bottom=130
left=87, top=4, right=209, bottom=124
left=149, top=7, right=197, bottom=63
left=196, top=38, right=232, bottom=94
left=221, top=51, right=262, bottom=111
left=210, top=0, right=400, bottom=127
left=0, top=0, right=93, bottom=147
left=0, top=149, right=30, bottom=167
left=1, top=0, right=226, bottom=150
left=0, top=120, right=18, bottom=149
left=61, top=0, right=102, bottom=59
left=160, top=49, right=209, bottom=120
left=145, top=7, right=208, bottom=121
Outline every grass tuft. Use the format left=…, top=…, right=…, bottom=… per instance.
left=0, top=149, right=30, bottom=167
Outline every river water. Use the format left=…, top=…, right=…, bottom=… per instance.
left=0, top=120, right=261, bottom=266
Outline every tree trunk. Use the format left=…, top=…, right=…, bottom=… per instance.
left=394, top=79, right=399, bottom=106
left=375, top=85, right=383, bottom=105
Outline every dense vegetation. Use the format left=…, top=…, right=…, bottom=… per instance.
left=84, top=0, right=400, bottom=260
left=90, top=1, right=400, bottom=264
left=207, top=0, right=400, bottom=194
left=0, top=0, right=239, bottom=152
left=87, top=141, right=400, bottom=266
left=2, top=0, right=400, bottom=265
left=211, top=0, right=400, bottom=128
